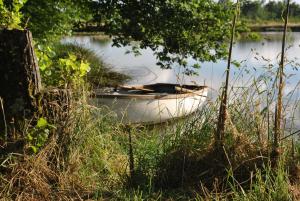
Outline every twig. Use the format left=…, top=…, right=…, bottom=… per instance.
left=222, top=146, right=232, bottom=168
left=126, top=126, right=135, bottom=182
left=280, top=129, right=300, bottom=141
left=0, top=97, right=7, bottom=141
left=233, top=155, right=268, bottom=172
left=24, top=17, right=31, bottom=29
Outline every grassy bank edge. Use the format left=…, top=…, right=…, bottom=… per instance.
left=56, top=42, right=131, bottom=88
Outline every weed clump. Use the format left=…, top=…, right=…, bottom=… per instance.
left=1, top=48, right=300, bottom=200
left=54, top=43, right=130, bottom=88
left=1, top=91, right=299, bottom=200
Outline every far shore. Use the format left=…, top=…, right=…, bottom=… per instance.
left=249, top=23, right=300, bottom=32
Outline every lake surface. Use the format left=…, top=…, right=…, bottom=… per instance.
left=63, top=32, right=300, bottom=131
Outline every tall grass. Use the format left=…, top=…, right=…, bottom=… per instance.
left=1, top=39, right=300, bottom=201
left=0, top=82, right=299, bottom=200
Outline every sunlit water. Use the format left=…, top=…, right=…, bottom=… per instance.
left=63, top=32, right=300, bottom=131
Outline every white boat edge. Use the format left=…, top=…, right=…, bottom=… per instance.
left=90, top=83, right=208, bottom=124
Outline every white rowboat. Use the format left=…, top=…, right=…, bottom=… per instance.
left=91, top=83, right=208, bottom=124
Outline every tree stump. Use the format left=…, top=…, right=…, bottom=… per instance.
left=0, top=29, right=41, bottom=139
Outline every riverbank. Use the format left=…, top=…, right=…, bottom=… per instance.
left=1, top=82, right=299, bottom=200
left=57, top=43, right=130, bottom=87
left=249, top=23, right=300, bottom=32
left=73, top=21, right=300, bottom=35
left=241, top=19, right=300, bottom=32
left=2, top=33, right=300, bottom=201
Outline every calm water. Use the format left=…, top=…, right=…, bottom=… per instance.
left=63, top=32, right=300, bottom=130
left=64, top=33, right=300, bottom=91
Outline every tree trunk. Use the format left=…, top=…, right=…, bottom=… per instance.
left=0, top=29, right=41, bottom=139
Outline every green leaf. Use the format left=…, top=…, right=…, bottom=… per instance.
left=231, top=60, right=241, bottom=68
left=37, top=117, right=48, bottom=128
left=30, top=145, right=38, bottom=154
left=27, top=133, right=33, bottom=141
left=79, top=61, right=90, bottom=76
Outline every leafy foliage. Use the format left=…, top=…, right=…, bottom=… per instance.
left=0, top=0, right=27, bottom=29
left=26, top=118, right=56, bottom=153
left=98, top=0, right=233, bottom=73
left=36, top=45, right=91, bottom=88
left=21, top=0, right=92, bottom=42
left=53, top=43, right=130, bottom=87
left=3, top=0, right=236, bottom=74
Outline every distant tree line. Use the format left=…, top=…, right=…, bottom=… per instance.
left=238, top=0, right=300, bottom=21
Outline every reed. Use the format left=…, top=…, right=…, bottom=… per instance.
left=273, top=0, right=290, bottom=165
left=216, top=0, right=239, bottom=150
left=0, top=76, right=299, bottom=200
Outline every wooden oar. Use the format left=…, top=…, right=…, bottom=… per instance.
left=175, top=86, right=207, bottom=97
left=175, top=86, right=195, bottom=93
left=119, top=85, right=155, bottom=92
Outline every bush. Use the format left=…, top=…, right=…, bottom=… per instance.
left=36, top=43, right=130, bottom=88
left=36, top=44, right=90, bottom=88
left=0, top=0, right=26, bottom=29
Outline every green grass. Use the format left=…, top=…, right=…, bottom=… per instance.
left=1, top=52, right=300, bottom=200
left=61, top=97, right=298, bottom=200
left=1, top=91, right=299, bottom=200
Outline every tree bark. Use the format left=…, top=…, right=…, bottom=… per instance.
left=0, top=29, right=41, bottom=139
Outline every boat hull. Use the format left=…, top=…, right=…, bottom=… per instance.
left=90, top=88, right=208, bottom=124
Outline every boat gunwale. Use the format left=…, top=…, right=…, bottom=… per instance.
left=94, top=86, right=208, bottom=100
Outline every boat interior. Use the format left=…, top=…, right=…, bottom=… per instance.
left=92, top=83, right=208, bottom=99
left=116, top=83, right=207, bottom=94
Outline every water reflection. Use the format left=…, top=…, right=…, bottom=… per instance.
left=63, top=32, right=300, bottom=90
left=63, top=32, right=300, bottom=130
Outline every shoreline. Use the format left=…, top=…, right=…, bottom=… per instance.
left=249, top=24, right=300, bottom=32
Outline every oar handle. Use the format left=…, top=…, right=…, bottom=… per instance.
left=175, top=86, right=207, bottom=97
left=174, top=86, right=195, bottom=93
left=119, top=85, right=154, bottom=92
